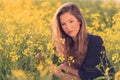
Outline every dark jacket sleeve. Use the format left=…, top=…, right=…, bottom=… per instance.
left=78, top=34, right=115, bottom=80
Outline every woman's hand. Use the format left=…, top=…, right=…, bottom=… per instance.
left=53, top=64, right=65, bottom=78
left=58, top=64, right=80, bottom=78
left=59, top=64, right=70, bottom=73
left=53, top=64, right=81, bottom=80
left=35, top=53, right=40, bottom=60
left=35, top=53, right=45, bottom=62
left=53, top=64, right=71, bottom=79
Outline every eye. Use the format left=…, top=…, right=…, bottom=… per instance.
left=70, top=20, right=73, bottom=23
left=61, top=23, right=66, bottom=26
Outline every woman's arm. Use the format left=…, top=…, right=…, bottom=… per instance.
left=53, top=64, right=65, bottom=78
left=61, top=73, right=80, bottom=80
left=58, top=64, right=80, bottom=78
left=53, top=64, right=80, bottom=80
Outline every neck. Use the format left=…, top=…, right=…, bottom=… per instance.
left=72, top=37, right=77, bottom=43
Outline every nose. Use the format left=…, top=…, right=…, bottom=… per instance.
left=65, top=24, right=71, bottom=29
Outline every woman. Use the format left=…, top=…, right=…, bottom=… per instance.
left=51, top=2, right=114, bottom=80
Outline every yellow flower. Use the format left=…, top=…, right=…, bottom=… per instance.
left=60, top=38, right=65, bottom=44
left=105, top=67, right=110, bottom=76
left=22, top=48, right=30, bottom=56
left=47, top=42, right=54, bottom=50
left=58, top=56, right=65, bottom=63
left=91, top=13, right=100, bottom=19
left=0, top=45, right=3, bottom=50
left=11, top=55, right=20, bottom=62
left=114, top=71, right=120, bottom=80
left=27, top=40, right=33, bottom=45
left=58, top=53, right=65, bottom=63
left=41, top=1, right=50, bottom=8
left=37, top=64, right=44, bottom=71
left=11, top=70, right=27, bottom=79
left=38, top=45, right=43, bottom=51
left=68, top=56, right=74, bottom=61
left=45, top=59, right=53, bottom=65
left=112, top=53, right=120, bottom=64
left=9, top=51, right=20, bottom=62
left=68, top=56, right=75, bottom=66
left=112, top=53, right=119, bottom=61
left=40, top=67, right=49, bottom=77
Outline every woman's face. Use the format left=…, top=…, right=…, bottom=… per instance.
left=60, top=12, right=80, bottom=39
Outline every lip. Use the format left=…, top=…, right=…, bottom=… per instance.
left=68, top=30, right=73, bottom=34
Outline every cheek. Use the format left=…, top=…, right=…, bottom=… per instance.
left=74, top=23, right=80, bottom=31
left=62, top=27, right=68, bottom=34
left=76, top=27, right=80, bottom=34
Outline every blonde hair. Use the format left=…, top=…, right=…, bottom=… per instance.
left=51, top=2, right=89, bottom=68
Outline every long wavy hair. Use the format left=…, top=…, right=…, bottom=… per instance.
left=51, top=2, right=89, bottom=68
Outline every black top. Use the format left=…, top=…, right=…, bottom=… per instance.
left=78, top=34, right=114, bottom=80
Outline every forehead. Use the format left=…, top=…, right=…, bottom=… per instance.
left=60, top=12, right=76, bottom=22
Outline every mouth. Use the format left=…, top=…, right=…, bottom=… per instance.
left=68, top=30, right=73, bottom=34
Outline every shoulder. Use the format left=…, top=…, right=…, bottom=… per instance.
left=88, top=34, right=103, bottom=46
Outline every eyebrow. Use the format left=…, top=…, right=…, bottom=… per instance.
left=61, top=18, right=74, bottom=23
